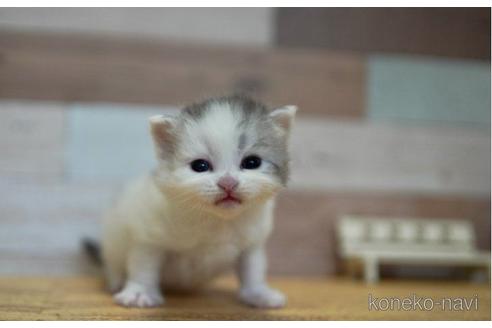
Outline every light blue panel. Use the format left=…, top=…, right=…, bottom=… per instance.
left=65, top=103, right=178, bottom=182
left=368, top=55, right=491, bottom=127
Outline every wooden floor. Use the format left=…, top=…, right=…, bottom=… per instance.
left=0, top=276, right=489, bottom=320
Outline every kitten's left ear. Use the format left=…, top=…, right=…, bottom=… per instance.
left=269, top=105, right=297, bottom=135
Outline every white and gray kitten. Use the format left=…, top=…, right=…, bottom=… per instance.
left=100, top=95, right=297, bottom=308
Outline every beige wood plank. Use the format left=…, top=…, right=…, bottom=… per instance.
left=0, top=8, right=274, bottom=46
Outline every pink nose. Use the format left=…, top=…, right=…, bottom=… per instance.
left=217, top=176, right=239, bottom=192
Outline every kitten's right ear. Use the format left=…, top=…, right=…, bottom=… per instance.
left=149, top=114, right=177, bottom=158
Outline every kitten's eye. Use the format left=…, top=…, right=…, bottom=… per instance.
left=241, top=155, right=262, bottom=170
left=190, top=159, right=212, bottom=172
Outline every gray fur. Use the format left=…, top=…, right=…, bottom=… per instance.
left=182, top=94, right=268, bottom=122
left=169, top=95, right=291, bottom=185
left=238, top=133, right=247, bottom=151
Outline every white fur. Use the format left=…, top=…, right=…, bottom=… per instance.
left=101, top=100, right=295, bottom=308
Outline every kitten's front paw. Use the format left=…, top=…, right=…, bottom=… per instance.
left=113, top=282, right=164, bottom=308
left=239, top=286, right=286, bottom=309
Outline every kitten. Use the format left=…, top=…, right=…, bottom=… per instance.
left=100, top=95, right=296, bottom=308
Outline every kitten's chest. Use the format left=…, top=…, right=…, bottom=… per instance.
left=154, top=205, right=273, bottom=290
left=161, top=242, right=239, bottom=290
left=164, top=215, right=262, bottom=251
left=159, top=219, right=259, bottom=290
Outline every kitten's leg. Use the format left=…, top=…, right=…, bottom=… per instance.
left=113, top=243, right=164, bottom=308
left=236, top=246, right=286, bottom=308
left=101, top=231, right=126, bottom=293
left=104, top=259, right=125, bottom=293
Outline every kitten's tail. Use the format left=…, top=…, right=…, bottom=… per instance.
left=81, top=238, right=102, bottom=266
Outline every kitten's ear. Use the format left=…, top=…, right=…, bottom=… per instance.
left=269, top=105, right=297, bottom=135
left=149, top=114, right=177, bottom=158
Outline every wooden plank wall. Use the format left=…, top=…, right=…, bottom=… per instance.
left=0, top=28, right=489, bottom=276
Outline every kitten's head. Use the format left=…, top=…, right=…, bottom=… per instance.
left=150, top=95, right=296, bottom=218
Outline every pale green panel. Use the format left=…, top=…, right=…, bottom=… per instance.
left=368, top=55, right=491, bottom=127
left=65, top=103, right=178, bottom=182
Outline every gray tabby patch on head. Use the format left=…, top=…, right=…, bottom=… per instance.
left=178, top=95, right=294, bottom=185
left=181, top=94, right=268, bottom=121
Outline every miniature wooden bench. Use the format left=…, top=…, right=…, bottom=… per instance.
left=337, top=215, right=491, bottom=283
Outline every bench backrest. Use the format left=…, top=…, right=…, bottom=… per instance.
left=337, top=215, right=476, bottom=256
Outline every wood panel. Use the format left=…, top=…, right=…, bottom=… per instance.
left=0, top=30, right=366, bottom=118
left=0, top=101, right=64, bottom=183
left=0, top=276, right=489, bottom=320
left=0, top=8, right=274, bottom=46
left=367, top=56, right=491, bottom=126
left=290, top=119, right=490, bottom=195
left=0, top=181, right=118, bottom=276
left=277, top=8, right=491, bottom=60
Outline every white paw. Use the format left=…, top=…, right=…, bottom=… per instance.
left=113, top=282, right=164, bottom=308
left=239, top=286, right=286, bottom=309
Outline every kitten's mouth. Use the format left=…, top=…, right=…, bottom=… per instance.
left=214, top=194, right=242, bottom=207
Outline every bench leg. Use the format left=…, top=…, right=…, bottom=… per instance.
left=344, top=259, right=359, bottom=280
left=364, top=257, right=379, bottom=284
left=474, top=263, right=492, bottom=283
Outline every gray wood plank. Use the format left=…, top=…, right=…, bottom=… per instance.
left=290, top=119, right=490, bottom=196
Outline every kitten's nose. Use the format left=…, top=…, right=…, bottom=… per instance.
left=217, top=176, right=239, bottom=192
